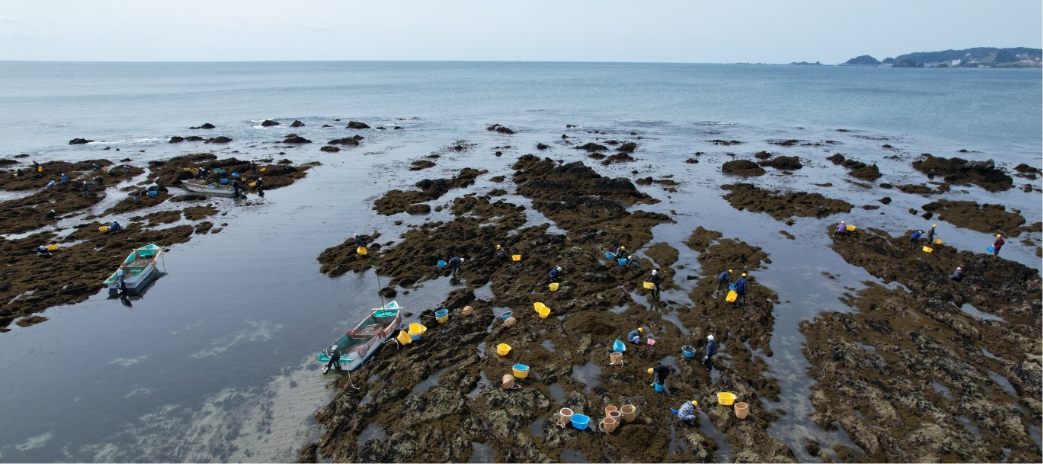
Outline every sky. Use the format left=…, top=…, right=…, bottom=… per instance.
left=0, top=0, right=1040, bottom=63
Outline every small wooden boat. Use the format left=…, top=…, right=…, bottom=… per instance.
left=317, top=301, right=402, bottom=372
left=103, top=244, right=163, bottom=295
left=181, top=179, right=237, bottom=197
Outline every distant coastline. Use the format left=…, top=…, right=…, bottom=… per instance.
left=837, top=47, right=1042, bottom=68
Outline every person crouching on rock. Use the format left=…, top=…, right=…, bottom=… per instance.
left=448, top=256, right=464, bottom=274
left=614, top=245, right=629, bottom=259
left=949, top=267, right=963, bottom=282
left=651, top=364, right=670, bottom=390
left=675, top=400, right=698, bottom=424
left=627, top=327, right=643, bottom=344
left=834, top=221, right=847, bottom=236
left=45, top=210, right=57, bottom=220
left=548, top=266, right=563, bottom=282
left=716, top=269, right=731, bottom=292
left=323, top=344, right=342, bottom=374
left=110, top=220, right=122, bottom=232
left=494, top=244, right=508, bottom=261
left=32, top=245, right=51, bottom=256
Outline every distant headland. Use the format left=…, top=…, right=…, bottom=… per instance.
left=838, top=47, right=1042, bottom=68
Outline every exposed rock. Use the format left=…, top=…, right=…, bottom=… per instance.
left=290, top=120, right=305, bottom=128
left=616, top=142, right=637, bottom=153
left=283, top=135, right=312, bottom=144
left=912, top=155, right=1013, bottom=192
left=754, top=151, right=772, bottom=160
left=261, top=119, right=280, bottom=127
left=347, top=121, right=371, bottom=129
left=69, top=138, right=93, bottom=145
left=205, top=136, right=232, bottom=144
left=721, top=160, right=765, bottom=176
left=169, top=136, right=184, bottom=143
left=190, top=123, right=215, bottom=129
left=409, top=160, right=436, bottom=171
left=721, top=183, right=853, bottom=220
left=536, top=143, right=549, bottom=150
left=921, top=200, right=1026, bottom=236
left=768, top=139, right=799, bottom=147
left=373, top=168, right=487, bottom=215
left=328, top=135, right=362, bottom=146
left=320, top=146, right=340, bottom=153
left=600, top=153, right=635, bottom=165
left=758, top=155, right=802, bottom=170
left=710, top=139, right=742, bottom=146
left=575, top=142, right=608, bottom=152
left=486, top=124, right=514, bottom=134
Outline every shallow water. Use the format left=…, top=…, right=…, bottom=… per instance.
left=0, top=62, right=1039, bottom=462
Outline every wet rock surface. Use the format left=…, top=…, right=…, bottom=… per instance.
left=721, top=183, right=853, bottom=221
left=807, top=226, right=1042, bottom=461
left=309, top=157, right=797, bottom=462
left=372, top=168, right=487, bottom=216
left=758, top=155, right=802, bottom=170
left=921, top=200, right=1027, bottom=236
left=912, top=155, right=1014, bottom=192
left=721, top=160, right=765, bottom=176
left=0, top=153, right=313, bottom=331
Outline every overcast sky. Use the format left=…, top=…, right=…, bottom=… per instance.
left=1, top=0, right=1040, bottom=63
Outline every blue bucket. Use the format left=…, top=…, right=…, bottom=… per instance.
left=435, top=309, right=448, bottom=318
left=410, top=334, right=420, bottom=341
left=729, top=283, right=736, bottom=290
left=987, top=246, right=995, bottom=253
left=682, top=346, right=696, bottom=358
left=654, top=382, right=665, bottom=392
left=501, top=310, right=513, bottom=321
left=571, top=414, right=590, bottom=430
left=220, top=178, right=228, bottom=184
left=214, top=168, right=225, bottom=174
left=605, top=252, right=615, bottom=260
left=612, top=339, right=626, bottom=353
left=437, top=260, right=447, bottom=268
left=147, top=190, right=158, bottom=196
left=617, top=258, right=627, bottom=266
left=231, top=172, right=239, bottom=177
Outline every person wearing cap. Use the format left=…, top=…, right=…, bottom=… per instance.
left=45, top=209, right=57, bottom=220
left=494, top=244, right=508, bottom=261
left=649, top=269, right=661, bottom=296
left=322, top=344, right=341, bottom=374
left=448, top=256, right=464, bottom=274
left=628, top=328, right=644, bottom=344
left=255, top=177, right=264, bottom=197
left=703, top=334, right=717, bottom=369
left=548, top=266, right=563, bottom=281
left=354, top=233, right=366, bottom=248
left=949, top=267, right=963, bottom=282
left=910, top=230, right=923, bottom=248
left=81, top=181, right=90, bottom=198
left=614, top=245, right=629, bottom=259
left=993, top=234, right=1004, bottom=256
left=927, top=224, right=937, bottom=244
left=716, top=269, right=732, bottom=291
left=834, top=220, right=847, bottom=236
left=651, top=364, right=670, bottom=389
left=675, top=400, right=699, bottom=424
left=734, top=273, right=748, bottom=305
left=59, top=173, right=69, bottom=186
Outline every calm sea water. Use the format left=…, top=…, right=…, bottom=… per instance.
left=0, top=62, right=1039, bottom=462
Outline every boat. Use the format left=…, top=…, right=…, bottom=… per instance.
left=317, top=301, right=402, bottom=372
left=180, top=179, right=237, bottom=197
left=103, top=244, right=163, bottom=295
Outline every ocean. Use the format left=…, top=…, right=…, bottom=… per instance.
left=0, top=62, right=1039, bottom=462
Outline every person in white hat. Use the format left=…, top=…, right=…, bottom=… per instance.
left=649, top=269, right=661, bottom=296
left=949, top=267, right=963, bottom=282
left=703, top=334, right=717, bottom=370
left=448, top=256, right=464, bottom=274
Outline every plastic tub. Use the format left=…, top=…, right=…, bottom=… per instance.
left=609, top=352, right=623, bottom=365
left=617, top=258, right=627, bottom=266
left=605, top=252, right=615, bottom=260
left=501, top=310, right=513, bottom=321
left=717, top=392, right=737, bottom=406
left=653, top=382, right=664, bottom=392
left=549, top=283, right=559, bottom=292
left=357, top=247, right=367, bottom=255
left=934, top=239, right=943, bottom=245
left=987, top=246, right=995, bottom=253
left=621, top=405, right=637, bottom=422
left=147, top=190, right=158, bottom=196
left=612, top=340, right=626, bottom=353
left=734, top=402, right=749, bottom=419
left=922, top=246, right=934, bottom=253
left=497, top=343, right=511, bottom=356
left=571, top=414, right=590, bottom=430
left=534, top=302, right=547, bottom=312
left=435, top=309, right=449, bottom=323
left=437, top=260, right=447, bottom=268
left=599, top=416, right=618, bottom=433
left=99, top=226, right=109, bottom=232
left=46, top=244, right=59, bottom=251
left=462, top=306, right=474, bottom=316
left=537, top=306, right=550, bottom=318
left=846, top=224, right=856, bottom=232
left=511, top=254, right=521, bottom=261
left=220, top=178, right=228, bottom=184
left=729, top=283, right=736, bottom=290
left=396, top=330, right=412, bottom=345
left=558, top=408, right=574, bottom=427
left=512, top=364, right=529, bottom=379
left=642, top=282, right=654, bottom=289
left=504, top=317, right=517, bottom=327
left=682, top=346, right=696, bottom=358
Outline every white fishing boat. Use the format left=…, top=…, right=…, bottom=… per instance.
left=317, top=301, right=402, bottom=372
left=103, top=244, right=163, bottom=295
left=180, top=179, right=237, bottom=197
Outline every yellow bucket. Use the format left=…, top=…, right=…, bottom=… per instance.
left=846, top=225, right=856, bottom=232
left=357, top=246, right=367, bottom=255
left=260, top=167, right=266, bottom=172
left=726, top=290, right=737, bottom=303
left=46, top=244, right=59, bottom=251
left=534, top=302, right=547, bottom=312
left=396, top=330, right=412, bottom=345
left=717, top=392, right=737, bottom=406
left=922, top=246, right=934, bottom=253
left=37, top=166, right=43, bottom=173
left=512, top=365, right=529, bottom=379
left=497, top=343, right=511, bottom=356
left=99, top=226, right=109, bottom=233
left=934, top=239, right=943, bottom=245
left=642, top=282, right=654, bottom=290
left=512, top=255, right=521, bottom=261
left=249, top=182, right=257, bottom=188
left=436, top=315, right=448, bottom=323
left=408, top=323, right=427, bottom=335
left=549, top=283, right=559, bottom=292
left=537, top=306, right=550, bottom=318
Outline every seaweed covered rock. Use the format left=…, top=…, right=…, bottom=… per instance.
left=758, top=155, right=802, bottom=170
left=328, top=135, right=363, bottom=146
left=261, top=119, right=280, bottom=127
left=912, top=155, right=1013, bottom=192
left=721, top=183, right=853, bottom=220
left=347, top=121, right=371, bottom=129
left=575, top=142, right=608, bottom=152
left=373, top=168, right=487, bottom=215
left=920, top=200, right=1026, bottom=236
left=486, top=124, right=514, bottom=134
left=721, top=160, right=765, bottom=176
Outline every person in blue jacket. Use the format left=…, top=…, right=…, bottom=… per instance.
left=702, top=334, right=717, bottom=370
left=949, top=267, right=963, bottom=282
left=910, top=230, right=923, bottom=248
left=734, top=273, right=748, bottom=305
left=354, top=233, right=365, bottom=248
left=627, top=327, right=643, bottom=344
left=716, top=269, right=732, bottom=292
left=448, top=256, right=464, bottom=274
left=548, top=266, right=563, bottom=281
left=675, top=400, right=698, bottom=424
